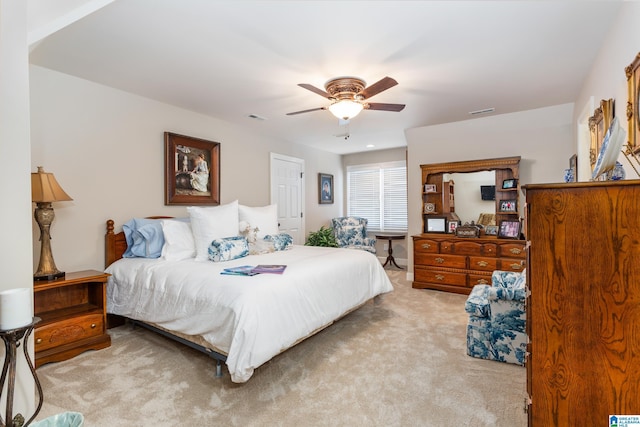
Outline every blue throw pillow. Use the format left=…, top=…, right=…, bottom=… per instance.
left=123, top=217, right=188, bottom=258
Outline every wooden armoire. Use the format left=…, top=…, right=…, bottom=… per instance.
left=524, top=181, right=640, bottom=425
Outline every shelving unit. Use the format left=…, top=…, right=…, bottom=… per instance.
left=495, top=169, right=520, bottom=226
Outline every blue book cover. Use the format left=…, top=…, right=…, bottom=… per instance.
left=221, top=265, right=259, bottom=276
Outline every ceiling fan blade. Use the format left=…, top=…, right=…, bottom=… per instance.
left=298, top=83, right=330, bottom=98
left=365, top=102, right=406, bottom=112
left=286, top=107, right=327, bottom=115
left=360, top=77, right=398, bottom=99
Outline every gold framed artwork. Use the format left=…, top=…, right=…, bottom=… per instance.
left=626, top=52, right=640, bottom=154
left=588, top=99, right=614, bottom=172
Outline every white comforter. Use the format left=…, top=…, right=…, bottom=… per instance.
left=106, top=245, right=393, bottom=382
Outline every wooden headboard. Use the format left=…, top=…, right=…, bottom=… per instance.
left=105, top=217, right=174, bottom=268
left=105, top=219, right=127, bottom=268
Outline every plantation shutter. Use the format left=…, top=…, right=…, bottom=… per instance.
left=347, top=161, right=407, bottom=232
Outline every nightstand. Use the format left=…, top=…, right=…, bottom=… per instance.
left=33, top=270, right=111, bottom=367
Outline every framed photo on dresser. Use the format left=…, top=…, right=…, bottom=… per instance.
left=498, top=220, right=521, bottom=239
left=425, top=216, right=447, bottom=233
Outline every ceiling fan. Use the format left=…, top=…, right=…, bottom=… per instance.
left=286, top=76, right=405, bottom=120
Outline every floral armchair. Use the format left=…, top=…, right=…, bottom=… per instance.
left=330, top=216, right=376, bottom=253
left=464, top=269, right=527, bottom=365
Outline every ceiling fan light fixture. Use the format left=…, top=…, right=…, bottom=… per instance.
left=328, top=100, right=364, bottom=120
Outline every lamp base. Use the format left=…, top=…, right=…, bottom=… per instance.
left=34, top=271, right=65, bottom=282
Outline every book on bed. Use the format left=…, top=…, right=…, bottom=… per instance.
left=221, top=265, right=260, bottom=276
left=251, top=265, right=287, bottom=274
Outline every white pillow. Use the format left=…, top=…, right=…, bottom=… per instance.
left=238, top=204, right=278, bottom=238
left=188, top=200, right=239, bottom=261
left=160, top=220, right=195, bottom=261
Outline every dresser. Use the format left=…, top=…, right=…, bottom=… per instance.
left=412, top=234, right=525, bottom=294
left=33, top=270, right=111, bottom=367
left=524, top=181, right=640, bottom=425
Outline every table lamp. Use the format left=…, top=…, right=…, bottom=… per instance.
left=31, top=166, right=73, bottom=281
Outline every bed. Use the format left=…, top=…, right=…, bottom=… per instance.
left=104, top=214, right=393, bottom=383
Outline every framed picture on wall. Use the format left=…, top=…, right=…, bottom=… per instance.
left=319, top=173, right=334, bottom=204
left=164, top=132, right=220, bottom=206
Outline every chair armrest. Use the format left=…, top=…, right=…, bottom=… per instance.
left=488, top=286, right=526, bottom=302
left=363, top=237, right=376, bottom=246
left=465, top=284, right=490, bottom=317
left=491, top=270, right=523, bottom=288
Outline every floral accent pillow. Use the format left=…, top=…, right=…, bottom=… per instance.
left=264, top=233, right=293, bottom=251
left=208, top=236, right=249, bottom=262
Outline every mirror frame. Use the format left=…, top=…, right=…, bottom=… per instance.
left=421, top=156, right=520, bottom=177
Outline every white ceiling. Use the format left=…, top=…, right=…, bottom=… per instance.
left=28, top=0, right=622, bottom=155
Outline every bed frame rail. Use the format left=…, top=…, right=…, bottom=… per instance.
left=130, top=320, right=227, bottom=378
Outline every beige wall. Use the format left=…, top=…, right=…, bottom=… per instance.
left=574, top=2, right=640, bottom=178
left=1, top=0, right=35, bottom=416
left=29, top=66, right=343, bottom=272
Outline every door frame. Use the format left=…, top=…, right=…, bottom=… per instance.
left=270, top=152, right=305, bottom=243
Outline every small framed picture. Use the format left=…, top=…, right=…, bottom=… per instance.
left=485, top=225, right=499, bottom=236
left=424, top=184, right=437, bottom=193
left=498, top=199, right=518, bottom=213
left=448, top=220, right=460, bottom=233
left=318, top=173, right=334, bottom=204
left=423, top=202, right=436, bottom=214
left=502, top=178, right=518, bottom=189
left=498, top=220, right=521, bottom=239
left=425, top=216, right=447, bottom=233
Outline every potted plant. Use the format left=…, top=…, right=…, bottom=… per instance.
left=305, top=226, right=338, bottom=247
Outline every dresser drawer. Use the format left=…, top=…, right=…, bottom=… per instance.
left=500, top=258, right=525, bottom=272
left=414, top=238, right=440, bottom=253
left=35, top=313, right=104, bottom=352
left=415, top=253, right=466, bottom=269
left=415, top=268, right=467, bottom=286
left=469, top=274, right=492, bottom=287
left=500, top=243, right=526, bottom=259
left=451, top=240, right=484, bottom=256
left=469, top=256, right=498, bottom=272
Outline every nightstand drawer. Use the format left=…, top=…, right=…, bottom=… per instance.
left=35, top=313, right=104, bottom=352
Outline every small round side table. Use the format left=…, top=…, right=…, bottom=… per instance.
left=0, top=317, right=44, bottom=427
left=375, top=233, right=406, bottom=269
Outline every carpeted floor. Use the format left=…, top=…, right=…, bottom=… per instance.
left=35, top=270, right=527, bottom=426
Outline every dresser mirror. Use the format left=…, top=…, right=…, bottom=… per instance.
left=420, top=156, right=521, bottom=233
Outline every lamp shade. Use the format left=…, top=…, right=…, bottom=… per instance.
left=31, top=166, right=73, bottom=203
left=328, top=100, right=364, bottom=120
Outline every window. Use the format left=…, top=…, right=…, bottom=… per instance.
left=347, top=160, right=407, bottom=231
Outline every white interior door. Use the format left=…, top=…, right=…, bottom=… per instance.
left=270, top=153, right=304, bottom=244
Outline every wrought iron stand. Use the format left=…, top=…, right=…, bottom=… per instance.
left=0, top=318, right=43, bottom=427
